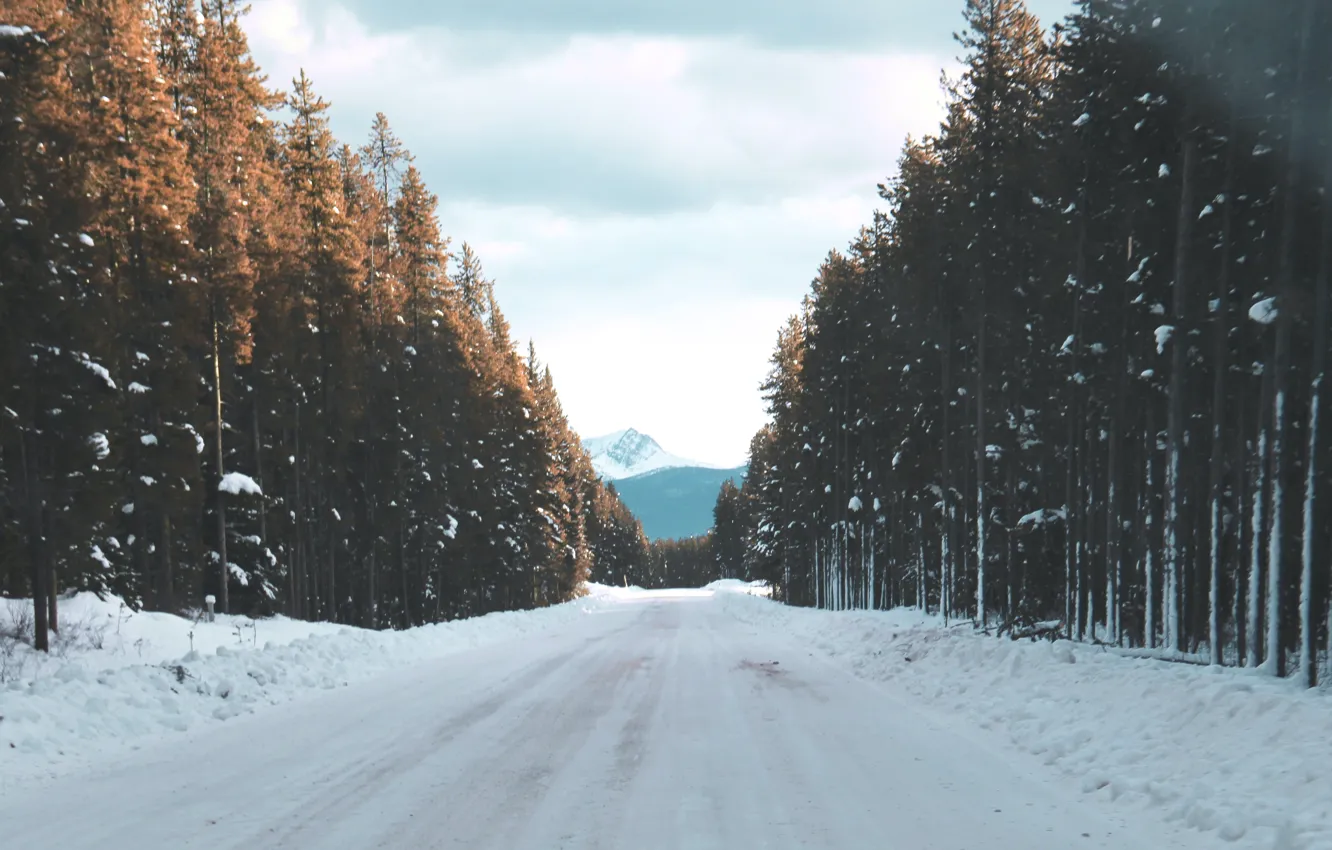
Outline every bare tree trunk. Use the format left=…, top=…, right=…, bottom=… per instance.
left=940, top=319, right=953, bottom=625
left=213, top=315, right=229, bottom=614
left=1263, top=0, right=1315, bottom=677
left=1298, top=89, right=1332, bottom=687
left=1085, top=427, right=1096, bottom=643
left=917, top=509, right=927, bottom=613
left=1066, top=415, right=1077, bottom=640
left=328, top=518, right=337, bottom=624
left=1208, top=102, right=1239, bottom=666
left=1144, top=410, right=1156, bottom=649
left=1248, top=399, right=1270, bottom=668
left=1066, top=236, right=1085, bottom=639
left=1235, top=398, right=1249, bottom=664
left=47, top=560, right=58, bottom=633
left=29, top=506, right=49, bottom=652
left=1163, top=123, right=1197, bottom=655
left=1006, top=457, right=1016, bottom=624
left=976, top=291, right=988, bottom=627
left=161, top=514, right=174, bottom=612
left=18, top=424, right=49, bottom=651
left=249, top=394, right=267, bottom=536
left=293, top=399, right=305, bottom=620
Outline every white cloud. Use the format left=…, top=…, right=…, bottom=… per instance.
left=453, top=198, right=874, bottom=465
left=246, top=0, right=950, bottom=212
left=533, top=295, right=799, bottom=467
left=243, top=0, right=957, bottom=465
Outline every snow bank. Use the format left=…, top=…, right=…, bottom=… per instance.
left=0, top=592, right=351, bottom=681
left=718, top=594, right=1332, bottom=850
left=704, top=578, right=773, bottom=597
left=0, top=591, right=615, bottom=787
left=583, top=581, right=648, bottom=599
left=583, top=580, right=771, bottom=600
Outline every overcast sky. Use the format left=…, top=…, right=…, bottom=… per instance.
left=243, top=0, right=1073, bottom=467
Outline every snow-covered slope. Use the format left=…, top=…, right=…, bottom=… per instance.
left=583, top=428, right=711, bottom=480
left=0, top=589, right=620, bottom=786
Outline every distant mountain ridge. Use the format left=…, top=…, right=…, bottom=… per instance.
left=581, top=428, right=744, bottom=540
left=612, top=464, right=747, bottom=541
left=583, top=427, right=719, bottom=481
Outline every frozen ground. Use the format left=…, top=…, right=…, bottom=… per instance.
left=718, top=592, right=1332, bottom=850
left=0, top=588, right=618, bottom=786
left=1, top=591, right=361, bottom=678
left=0, top=585, right=1322, bottom=849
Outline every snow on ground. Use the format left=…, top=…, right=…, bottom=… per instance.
left=582, top=579, right=769, bottom=601
left=717, top=592, right=1332, bottom=850
left=704, top=578, right=772, bottom=596
left=0, top=592, right=1221, bottom=850
left=0, top=589, right=617, bottom=788
left=5, top=581, right=1326, bottom=850
left=1, top=592, right=356, bottom=680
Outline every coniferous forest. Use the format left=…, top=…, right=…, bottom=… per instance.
left=722, top=0, right=1332, bottom=687
left=0, top=0, right=651, bottom=649
left=7, top=0, right=1332, bottom=694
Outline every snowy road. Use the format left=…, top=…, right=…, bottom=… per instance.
left=2, top=592, right=1212, bottom=849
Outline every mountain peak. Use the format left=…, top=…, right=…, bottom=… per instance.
left=583, top=428, right=698, bottom=480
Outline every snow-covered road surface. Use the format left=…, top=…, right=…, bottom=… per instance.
left=2, top=592, right=1215, bottom=849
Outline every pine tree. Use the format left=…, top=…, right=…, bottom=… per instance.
left=3, top=1, right=616, bottom=640
left=731, top=0, right=1331, bottom=684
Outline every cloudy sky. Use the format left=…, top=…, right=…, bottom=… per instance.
left=243, top=0, right=1073, bottom=467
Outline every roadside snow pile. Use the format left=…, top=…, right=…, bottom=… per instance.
left=719, top=593, right=1332, bottom=850
left=583, top=581, right=648, bottom=599
left=0, top=591, right=615, bottom=786
left=1, top=592, right=353, bottom=681
left=704, top=578, right=772, bottom=597
left=583, top=580, right=771, bottom=600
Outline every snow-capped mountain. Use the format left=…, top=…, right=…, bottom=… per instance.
left=582, top=428, right=709, bottom=481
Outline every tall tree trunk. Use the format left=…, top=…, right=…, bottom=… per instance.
left=47, top=561, right=58, bottom=634
left=1144, top=409, right=1156, bottom=649
left=917, top=509, right=927, bottom=613
left=251, top=396, right=267, bottom=568
left=29, top=504, right=49, bottom=652
left=976, top=287, right=988, bottom=627
left=1163, top=123, right=1197, bottom=655
left=18, top=425, right=49, bottom=651
left=1248, top=414, right=1270, bottom=667
left=1298, top=93, right=1332, bottom=687
left=1006, top=456, right=1016, bottom=625
left=160, top=514, right=174, bottom=613
left=1085, top=426, right=1096, bottom=642
left=1077, top=424, right=1089, bottom=640
left=1263, top=0, right=1314, bottom=677
left=213, top=314, right=229, bottom=614
left=328, top=517, right=337, bottom=623
left=940, top=318, right=953, bottom=625
left=1235, top=397, right=1249, bottom=664
left=1208, top=103, right=1239, bottom=666
left=293, top=399, right=305, bottom=620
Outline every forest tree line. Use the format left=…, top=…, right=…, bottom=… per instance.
left=721, top=0, right=1332, bottom=686
left=0, top=0, right=650, bottom=650
left=582, top=479, right=748, bottom=590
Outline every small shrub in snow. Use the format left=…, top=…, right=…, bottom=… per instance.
left=0, top=605, right=36, bottom=683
